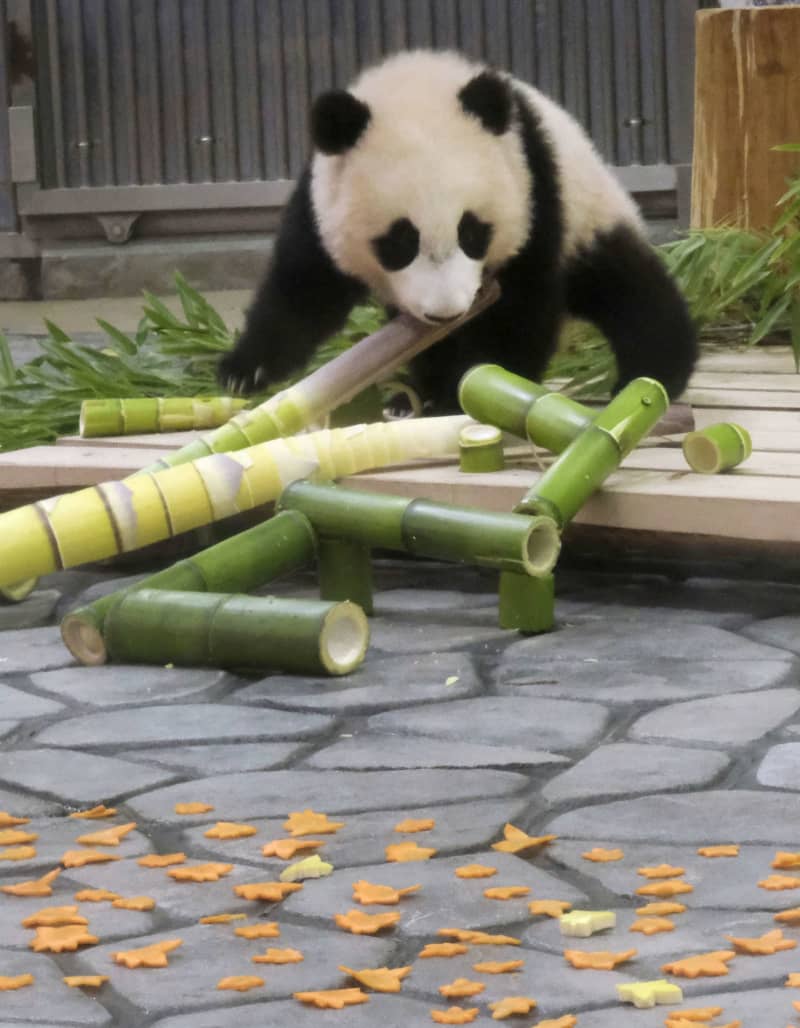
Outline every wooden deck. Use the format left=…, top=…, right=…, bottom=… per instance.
left=2, top=345, right=799, bottom=570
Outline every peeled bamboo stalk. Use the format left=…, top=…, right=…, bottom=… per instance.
left=103, top=589, right=369, bottom=676
left=683, top=423, right=752, bottom=474
left=61, top=510, right=317, bottom=665
left=458, top=424, right=505, bottom=473
left=278, top=480, right=560, bottom=578
left=498, top=571, right=554, bottom=634
left=139, top=282, right=500, bottom=474
left=0, top=415, right=470, bottom=590
left=80, top=397, right=249, bottom=437
left=0, top=579, right=38, bottom=603
left=515, top=377, right=669, bottom=527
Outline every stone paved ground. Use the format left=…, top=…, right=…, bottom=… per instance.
left=2, top=559, right=800, bottom=1026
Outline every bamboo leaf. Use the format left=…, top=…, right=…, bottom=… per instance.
left=96, top=318, right=138, bottom=355
left=0, top=333, right=16, bottom=387
left=792, top=295, right=800, bottom=372
left=43, top=319, right=73, bottom=344
left=774, top=143, right=800, bottom=152
left=750, top=292, right=793, bottom=344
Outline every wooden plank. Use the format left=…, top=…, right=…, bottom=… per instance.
left=688, top=372, right=800, bottom=392
left=693, top=407, right=800, bottom=433
left=57, top=431, right=202, bottom=450
left=0, top=446, right=168, bottom=488
left=685, top=389, right=800, bottom=411
left=619, top=447, right=800, bottom=478
left=695, top=347, right=794, bottom=373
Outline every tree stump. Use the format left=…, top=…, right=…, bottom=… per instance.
left=692, top=5, right=800, bottom=230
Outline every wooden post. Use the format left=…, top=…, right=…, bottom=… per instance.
left=692, top=6, right=800, bottom=229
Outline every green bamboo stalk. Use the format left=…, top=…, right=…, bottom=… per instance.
left=80, top=397, right=249, bottom=437
left=0, top=579, right=38, bottom=603
left=682, top=423, right=752, bottom=474
left=458, top=424, right=505, bottom=473
left=60, top=510, right=317, bottom=665
left=278, top=481, right=560, bottom=577
left=317, top=538, right=374, bottom=615
left=515, top=377, right=669, bottom=527
left=498, top=571, right=554, bottom=633
left=103, top=589, right=369, bottom=676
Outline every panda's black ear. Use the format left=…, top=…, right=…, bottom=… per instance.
left=458, top=71, right=512, bottom=135
left=311, top=90, right=371, bottom=155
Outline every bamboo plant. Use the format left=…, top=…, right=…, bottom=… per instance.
left=80, top=397, right=249, bottom=437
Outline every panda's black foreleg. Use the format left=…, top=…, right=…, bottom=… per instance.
left=565, top=223, right=697, bottom=400
left=218, top=168, right=367, bottom=394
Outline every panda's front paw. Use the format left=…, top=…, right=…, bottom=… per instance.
left=218, top=348, right=271, bottom=396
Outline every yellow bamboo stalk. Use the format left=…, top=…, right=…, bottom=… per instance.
left=0, top=415, right=470, bottom=588
left=80, top=397, right=249, bottom=437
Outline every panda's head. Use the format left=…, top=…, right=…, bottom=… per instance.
left=310, top=51, right=532, bottom=325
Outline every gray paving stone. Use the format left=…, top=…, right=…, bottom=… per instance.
left=117, top=742, right=305, bottom=775
left=629, top=688, right=800, bottom=747
left=127, top=768, right=530, bottom=825
left=0, top=589, right=60, bottom=631
left=75, top=922, right=394, bottom=1017
left=30, top=666, right=232, bottom=707
left=0, top=626, right=76, bottom=673
left=0, top=950, right=111, bottom=1025
left=548, top=789, right=800, bottom=843
left=541, top=743, right=730, bottom=805
left=496, top=657, right=798, bottom=704
left=152, top=997, right=448, bottom=1028
left=373, top=588, right=497, bottom=615
left=757, top=742, right=800, bottom=789
left=0, top=720, right=20, bottom=737
left=367, top=696, right=609, bottom=752
left=180, top=797, right=530, bottom=870
left=0, top=682, right=65, bottom=720
left=34, top=704, right=334, bottom=748
left=282, top=850, right=587, bottom=935
left=305, top=735, right=568, bottom=770
left=577, top=986, right=793, bottom=1027
left=0, top=748, right=176, bottom=804
left=368, top=618, right=509, bottom=655
left=234, top=653, right=482, bottom=713
left=0, top=816, right=150, bottom=879
left=743, top=613, right=800, bottom=655
left=0, top=787, right=60, bottom=818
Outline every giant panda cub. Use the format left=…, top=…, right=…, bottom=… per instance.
left=220, top=49, right=697, bottom=410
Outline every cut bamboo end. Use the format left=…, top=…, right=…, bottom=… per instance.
left=0, top=578, right=38, bottom=603
left=61, top=613, right=108, bottom=666
left=682, top=423, right=752, bottom=474
left=522, top=517, right=562, bottom=578
left=459, top=424, right=505, bottom=473
left=319, top=601, right=370, bottom=675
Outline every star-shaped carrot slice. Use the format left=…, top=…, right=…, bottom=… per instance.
left=74, top=888, right=119, bottom=902
left=352, top=880, right=421, bottom=905
left=726, top=928, right=797, bottom=955
left=697, top=845, right=739, bottom=857
left=776, top=908, right=800, bottom=924
left=473, top=960, right=525, bottom=974
left=233, top=881, right=303, bottom=901
left=484, top=886, right=530, bottom=900
left=252, top=947, right=304, bottom=964
left=636, top=880, right=693, bottom=898
left=638, top=864, right=685, bottom=879
left=492, top=824, right=557, bottom=855
left=431, top=1008, right=479, bottom=1024
left=61, top=849, right=121, bottom=868
left=0, top=811, right=30, bottom=827
left=294, top=988, right=368, bottom=1008
left=395, top=818, right=435, bottom=833
left=0, top=828, right=38, bottom=845
left=420, top=943, right=469, bottom=958
left=22, top=906, right=87, bottom=928
left=168, top=862, right=232, bottom=883
left=439, top=978, right=485, bottom=998
left=334, top=909, right=400, bottom=934
left=199, top=913, right=247, bottom=924
left=284, top=810, right=344, bottom=836
left=0, top=974, right=34, bottom=990
left=455, top=864, right=497, bottom=879
left=68, top=805, right=117, bottom=819
left=488, top=997, right=538, bottom=1019
left=386, top=842, right=437, bottom=862
left=112, top=939, right=183, bottom=968
left=564, top=949, right=636, bottom=970
left=664, top=1008, right=722, bottom=1022
left=204, top=821, right=258, bottom=840
left=0, top=846, right=36, bottom=861
left=138, top=853, right=186, bottom=868
left=759, top=874, right=800, bottom=890
left=630, top=917, right=675, bottom=935
left=112, top=896, right=156, bottom=912
left=63, top=976, right=109, bottom=988
left=582, top=847, right=624, bottom=862
left=789, top=972, right=800, bottom=985
left=262, top=838, right=325, bottom=860
left=1, top=867, right=60, bottom=897
left=29, top=925, right=99, bottom=952
left=76, top=823, right=136, bottom=847
left=339, top=965, right=411, bottom=993
left=174, top=802, right=214, bottom=814
left=662, top=950, right=735, bottom=978
left=529, top=900, right=573, bottom=918
left=438, top=929, right=520, bottom=946
left=217, top=976, right=264, bottom=991
left=532, top=1019, right=576, bottom=1028
left=636, top=901, right=687, bottom=916
left=235, top=922, right=280, bottom=939
left=773, top=851, right=800, bottom=869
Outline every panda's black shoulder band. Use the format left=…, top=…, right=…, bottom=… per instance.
left=311, top=90, right=371, bottom=155
left=458, top=71, right=512, bottom=135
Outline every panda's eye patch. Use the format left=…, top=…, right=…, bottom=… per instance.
left=458, top=211, right=493, bottom=260
left=372, top=218, right=419, bottom=271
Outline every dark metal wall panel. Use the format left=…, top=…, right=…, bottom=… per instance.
left=0, top=0, right=15, bottom=229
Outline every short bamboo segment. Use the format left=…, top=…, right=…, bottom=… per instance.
left=80, top=397, right=249, bottom=437
left=498, top=572, right=554, bottom=634
left=0, top=415, right=470, bottom=590
left=103, top=589, right=369, bottom=676
left=515, top=378, right=669, bottom=527
left=0, top=579, right=38, bottom=603
left=317, top=538, right=374, bottom=615
left=458, top=424, right=505, bottom=473
left=279, top=480, right=560, bottom=578
left=61, top=510, right=317, bottom=665
left=682, top=423, right=752, bottom=474
left=139, top=282, right=500, bottom=474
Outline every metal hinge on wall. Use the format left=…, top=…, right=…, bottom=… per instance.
left=8, top=105, right=37, bottom=182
